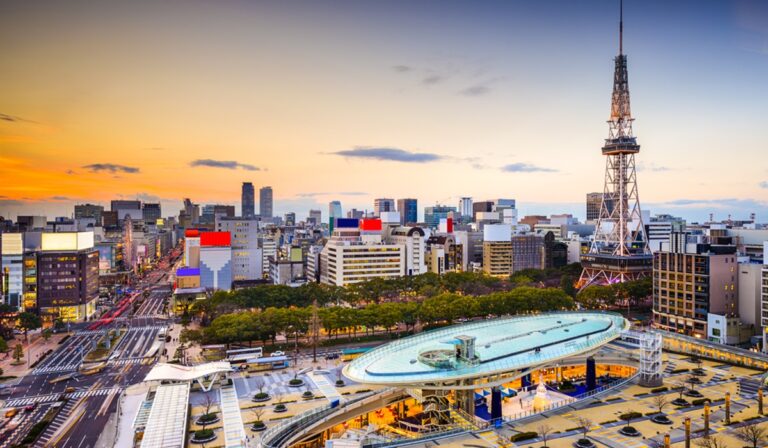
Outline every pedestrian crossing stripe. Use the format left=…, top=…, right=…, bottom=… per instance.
left=2, top=388, right=123, bottom=407
left=30, top=364, right=80, bottom=375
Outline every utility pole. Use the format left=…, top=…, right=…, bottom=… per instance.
left=311, top=299, right=320, bottom=363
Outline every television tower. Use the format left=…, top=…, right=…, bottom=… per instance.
left=578, top=0, right=652, bottom=288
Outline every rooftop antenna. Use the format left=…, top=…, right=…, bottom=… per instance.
left=619, top=0, right=624, bottom=55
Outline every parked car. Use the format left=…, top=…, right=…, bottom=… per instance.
left=325, top=353, right=340, bottom=360
left=270, top=351, right=285, bottom=357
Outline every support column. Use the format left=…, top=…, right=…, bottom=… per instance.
left=521, top=373, right=532, bottom=389
left=704, top=403, right=710, bottom=433
left=684, top=417, right=690, bottom=448
left=759, top=388, right=764, bottom=415
left=725, top=392, right=731, bottom=425
left=586, top=357, right=596, bottom=392
left=491, top=386, right=502, bottom=422
left=455, top=388, right=475, bottom=417
left=664, top=434, right=670, bottom=448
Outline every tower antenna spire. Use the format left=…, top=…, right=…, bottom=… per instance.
left=619, top=0, right=624, bottom=55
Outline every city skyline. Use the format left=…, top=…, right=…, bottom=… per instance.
left=1, top=0, right=767, bottom=222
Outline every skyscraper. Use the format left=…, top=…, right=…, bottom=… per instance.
left=242, top=182, right=255, bottom=218
left=397, top=198, right=418, bottom=225
left=142, top=203, right=162, bottom=223
left=579, top=3, right=651, bottom=288
left=373, top=198, right=395, bottom=216
left=329, top=201, right=343, bottom=221
left=424, top=205, right=457, bottom=229
left=458, top=197, right=473, bottom=222
left=259, top=186, right=273, bottom=218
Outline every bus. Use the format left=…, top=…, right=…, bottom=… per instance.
left=157, top=327, right=168, bottom=342
left=226, top=347, right=263, bottom=364
left=341, top=347, right=372, bottom=362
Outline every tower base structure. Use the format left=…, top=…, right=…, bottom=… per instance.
left=577, top=253, right=652, bottom=289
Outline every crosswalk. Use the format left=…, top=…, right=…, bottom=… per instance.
left=34, top=398, right=78, bottom=448
left=3, top=387, right=123, bottom=408
left=663, top=362, right=677, bottom=374
left=108, top=358, right=145, bottom=366
left=738, top=377, right=761, bottom=398
left=31, top=363, right=80, bottom=375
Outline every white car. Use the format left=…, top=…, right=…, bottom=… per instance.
left=270, top=351, right=285, bottom=357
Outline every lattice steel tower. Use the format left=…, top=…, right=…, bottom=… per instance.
left=578, top=0, right=652, bottom=288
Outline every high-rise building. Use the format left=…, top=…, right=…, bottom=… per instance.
left=1, top=233, right=23, bottom=308
left=397, top=198, right=418, bottom=225
left=329, top=201, right=343, bottom=221
left=199, top=232, right=232, bottom=290
left=37, top=231, right=99, bottom=321
left=347, top=209, right=364, bottom=220
left=16, top=216, right=47, bottom=232
left=110, top=200, right=141, bottom=212
left=373, top=198, right=395, bottom=216
left=458, top=197, right=473, bottom=222
left=74, top=204, right=104, bottom=224
left=307, top=210, right=322, bottom=225
left=652, top=235, right=738, bottom=339
left=510, top=234, right=545, bottom=272
left=585, top=193, right=603, bottom=223
left=284, top=212, right=296, bottom=226
left=424, top=205, right=457, bottom=229
left=579, top=5, right=652, bottom=288
left=242, top=182, right=255, bottom=218
left=472, top=201, right=494, bottom=221
left=482, top=224, right=513, bottom=276
left=216, top=218, right=262, bottom=282
left=260, top=186, right=273, bottom=218
left=142, top=203, right=162, bottom=224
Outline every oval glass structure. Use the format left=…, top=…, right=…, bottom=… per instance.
left=343, top=312, right=629, bottom=386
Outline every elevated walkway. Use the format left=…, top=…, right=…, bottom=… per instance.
left=219, top=382, right=247, bottom=448
left=307, top=370, right=344, bottom=404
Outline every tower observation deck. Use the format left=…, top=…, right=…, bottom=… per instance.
left=578, top=0, right=652, bottom=288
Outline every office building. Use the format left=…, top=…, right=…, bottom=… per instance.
left=425, top=234, right=463, bottom=274
left=472, top=201, right=494, bottom=221
left=652, top=234, right=738, bottom=339
left=16, top=216, right=47, bottom=232
left=386, top=225, right=426, bottom=276
left=482, top=224, right=513, bottom=276
left=397, top=198, right=418, bottom=225
left=307, top=210, right=322, bottom=225
left=373, top=198, right=395, bottom=216
left=110, top=200, right=141, bottom=212
left=1, top=233, right=23, bottom=308
left=184, top=229, right=201, bottom=268
left=320, top=218, right=405, bottom=286
left=199, top=232, right=232, bottom=290
left=424, top=205, right=457, bottom=229
left=329, top=201, right=343, bottom=221
left=260, top=186, right=273, bottom=218
left=242, top=182, right=255, bottom=218
left=284, top=212, right=296, bottom=226
left=142, top=203, right=162, bottom=224
left=458, top=197, right=473, bottom=222
left=216, top=218, right=262, bottom=281
left=646, top=214, right=686, bottom=253
left=74, top=204, right=104, bottom=224
left=347, top=209, right=364, bottom=220
left=511, top=234, right=545, bottom=272
left=37, top=231, right=99, bottom=321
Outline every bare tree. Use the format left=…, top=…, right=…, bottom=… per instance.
left=734, top=421, right=768, bottom=448
left=652, top=394, right=670, bottom=414
left=197, top=393, right=217, bottom=430
left=251, top=407, right=266, bottom=429
left=695, top=435, right=728, bottom=448
left=577, top=417, right=593, bottom=441
left=254, top=376, right=266, bottom=394
left=273, top=391, right=284, bottom=404
left=537, top=423, right=553, bottom=448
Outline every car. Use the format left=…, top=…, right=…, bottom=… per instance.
left=4, top=408, right=18, bottom=419
left=325, top=353, right=340, bottom=360
left=270, top=351, right=285, bottom=357
left=64, top=387, right=75, bottom=393
left=24, top=404, right=37, bottom=412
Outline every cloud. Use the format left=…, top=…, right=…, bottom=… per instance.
left=501, top=163, right=557, bottom=173
left=331, top=147, right=443, bottom=163
left=637, top=162, right=671, bottom=172
left=189, top=159, right=260, bottom=171
left=83, top=163, right=140, bottom=174
left=422, top=75, right=444, bottom=85
left=66, top=169, right=76, bottom=175
left=460, top=85, right=491, bottom=96
left=392, top=65, right=412, bottom=73
left=296, top=191, right=368, bottom=198
left=0, top=113, right=36, bottom=124
left=760, top=181, right=768, bottom=189
left=50, top=196, right=70, bottom=201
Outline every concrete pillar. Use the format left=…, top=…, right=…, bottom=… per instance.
left=684, top=417, right=691, bottom=448
left=491, top=387, right=502, bottom=422
left=456, top=388, right=475, bottom=416
left=759, top=388, right=764, bottom=415
left=725, top=392, right=731, bottom=425
left=586, top=356, right=597, bottom=391
left=664, top=433, right=671, bottom=448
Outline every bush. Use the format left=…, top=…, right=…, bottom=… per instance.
left=651, top=387, right=668, bottom=393
left=288, top=378, right=304, bottom=386
left=509, top=431, right=538, bottom=442
left=198, top=413, right=217, bottom=423
left=274, top=403, right=287, bottom=412
left=335, top=380, right=345, bottom=387
left=600, top=419, right=618, bottom=425
left=619, top=412, right=642, bottom=421
left=670, top=368, right=689, bottom=374
left=193, top=429, right=215, bottom=440
left=691, top=398, right=711, bottom=406
left=302, top=391, right=314, bottom=399
left=252, top=392, right=270, bottom=401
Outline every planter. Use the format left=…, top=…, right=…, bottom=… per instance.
left=335, top=380, right=345, bottom=387
left=672, top=398, right=690, bottom=406
left=691, top=368, right=706, bottom=377
left=302, top=391, right=314, bottom=400
left=251, top=421, right=266, bottom=432
left=273, top=404, right=287, bottom=413
left=688, top=377, right=702, bottom=384
left=287, top=379, right=305, bottom=387
left=651, top=414, right=673, bottom=425
left=252, top=393, right=271, bottom=403
left=684, top=390, right=703, bottom=398
left=195, top=414, right=220, bottom=426
left=574, top=439, right=595, bottom=448
left=191, top=429, right=217, bottom=444
left=618, top=426, right=641, bottom=437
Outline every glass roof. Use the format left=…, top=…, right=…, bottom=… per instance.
left=344, top=312, right=628, bottom=385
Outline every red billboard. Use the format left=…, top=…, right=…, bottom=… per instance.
left=360, top=218, right=382, bottom=231
left=185, top=229, right=200, bottom=238
left=200, top=231, right=231, bottom=247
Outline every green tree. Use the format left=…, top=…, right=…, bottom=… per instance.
left=53, top=318, right=66, bottom=332
left=12, top=343, right=24, bottom=363
left=17, top=312, right=42, bottom=342
left=560, top=274, right=577, bottom=298
left=0, top=337, right=8, bottom=353
left=42, top=329, right=52, bottom=341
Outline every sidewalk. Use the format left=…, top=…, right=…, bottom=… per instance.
left=0, top=332, right=69, bottom=378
